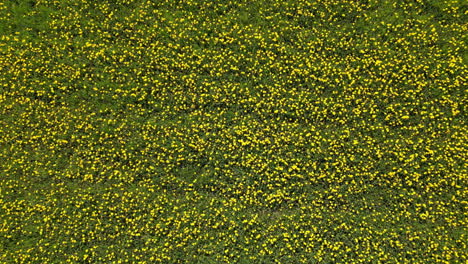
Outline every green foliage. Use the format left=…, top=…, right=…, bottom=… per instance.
left=0, top=0, right=466, bottom=263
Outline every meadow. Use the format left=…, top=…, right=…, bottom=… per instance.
left=0, top=0, right=466, bottom=263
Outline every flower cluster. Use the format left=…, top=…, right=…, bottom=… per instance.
left=1, top=0, right=466, bottom=263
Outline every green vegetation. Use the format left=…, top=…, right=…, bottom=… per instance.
left=0, top=0, right=466, bottom=263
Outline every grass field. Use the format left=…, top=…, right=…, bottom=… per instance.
left=0, top=0, right=467, bottom=263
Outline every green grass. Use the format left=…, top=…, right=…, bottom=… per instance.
left=0, top=0, right=467, bottom=263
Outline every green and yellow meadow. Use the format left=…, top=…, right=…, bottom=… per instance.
left=0, top=0, right=467, bottom=263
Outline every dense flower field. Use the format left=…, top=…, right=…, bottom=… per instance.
left=0, top=0, right=466, bottom=263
